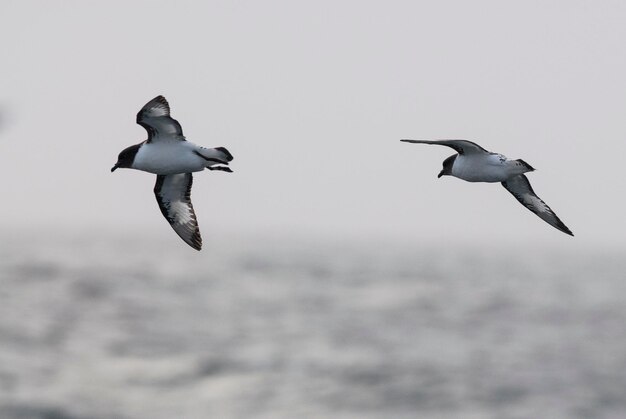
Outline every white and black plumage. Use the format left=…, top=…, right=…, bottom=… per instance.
left=112, top=96, right=233, bottom=250
left=401, top=139, right=573, bottom=236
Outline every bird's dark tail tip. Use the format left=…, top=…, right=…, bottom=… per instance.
left=215, top=147, right=233, bottom=162
left=516, top=159, right=535, bottom=171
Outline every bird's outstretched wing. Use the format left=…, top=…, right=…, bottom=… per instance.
left=501, top=174, right=573, bottom=236
left=401, top=139, right=490, bottom=155
left=154, top=173, right=203, bottom=250
left=137, top=96, right=184, bottom=142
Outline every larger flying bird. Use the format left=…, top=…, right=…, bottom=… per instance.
left=401, top=139, right=573, bottom=236
left=112, top=96, right=233, bottom=250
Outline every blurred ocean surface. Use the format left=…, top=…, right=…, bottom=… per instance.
left=0, top=233, right=625, bottom=419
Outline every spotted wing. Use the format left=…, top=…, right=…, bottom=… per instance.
left=154, top=173, right=202, bottom=250
left=501, top=175, right=573, bottom=236
left=400, top=139, right=490, bottom=155
left=137, top=96, right=184, bottom=142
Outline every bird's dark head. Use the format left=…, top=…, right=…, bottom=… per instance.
left=111, top=143, right=141, bottom=172
left=438, top=154, right=456, bottom=178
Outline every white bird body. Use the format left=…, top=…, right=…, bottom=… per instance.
left=451, top=153, right=532, bottom=183
left=133, top=140, right=227, bottom=175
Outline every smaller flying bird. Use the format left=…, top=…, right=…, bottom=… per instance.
left=112, top=96, right=233, bottom=250
left=401, top=139, right=573, bottom=236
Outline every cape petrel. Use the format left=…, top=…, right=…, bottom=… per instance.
left=401, top=139, right=573, bottom=236
left=112, top=96, right=233, bottom=250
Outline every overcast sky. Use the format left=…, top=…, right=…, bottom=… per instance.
left=2, top=1, right=625, bottom=248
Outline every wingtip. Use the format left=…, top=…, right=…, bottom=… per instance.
left=153, top=94, right=167, bottom=103
left=188, top=236, right=202, bottom=251
left=555, top=218, right=574, bottom=237
left=556, top=224, right=574, bottom=236
left=189, top=229, right=203, bottom=250
left=552, top=219, right=574, bottom=237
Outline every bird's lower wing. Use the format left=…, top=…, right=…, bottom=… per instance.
left=501, top=175, right=573, bottom=236
left=400, top=139, right=490, bottom=155
left=154, top=173, right=203, bottom=250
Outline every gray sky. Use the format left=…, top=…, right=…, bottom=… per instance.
left=2, top=1, right=625, bottom=247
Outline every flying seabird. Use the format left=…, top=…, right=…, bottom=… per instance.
left=112, top=96, right=233, bottom=250
left=401, top=139, right=573, bottom=236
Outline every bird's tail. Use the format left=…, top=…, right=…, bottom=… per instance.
left=516, top=159, right=535, bottom=172
left=196, top=147, right=234, bottom=172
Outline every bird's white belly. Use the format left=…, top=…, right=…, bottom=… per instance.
left=452, top=155, right=509, bottom=183
left=134, top=143, right=206, bottom=175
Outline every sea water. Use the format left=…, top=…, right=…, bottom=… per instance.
left=0, top=233, right=625, bottom=419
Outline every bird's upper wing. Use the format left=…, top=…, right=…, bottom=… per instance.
left=400, top=139, right=490, bottom=155
left=137, top=96, right=184, bottom=142
left=154, top=173, right=203, bottom=250
left=501, top=174, right=573, bottom=236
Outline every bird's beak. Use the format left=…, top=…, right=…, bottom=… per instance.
left=111, top=164, right=119, bottom=172
left=437, top=170, right=444, bottom=178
